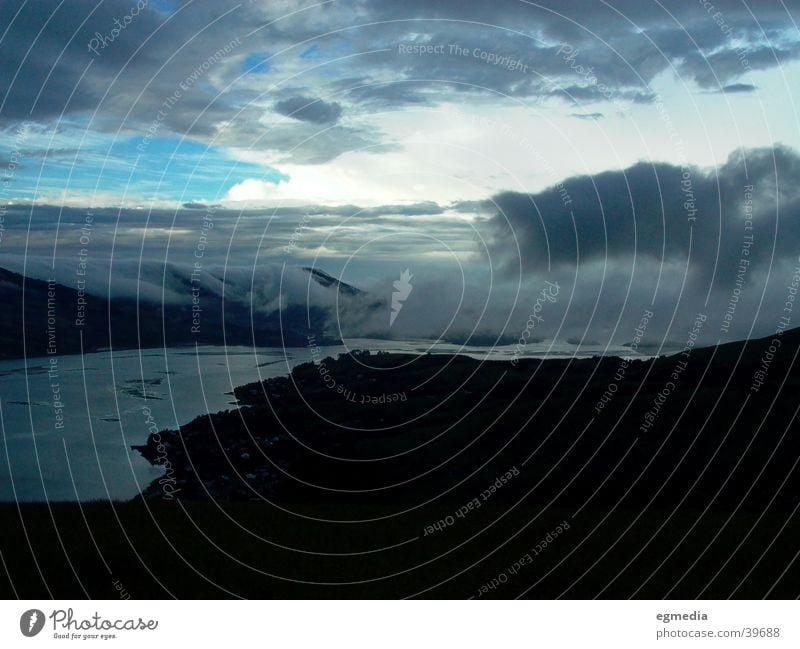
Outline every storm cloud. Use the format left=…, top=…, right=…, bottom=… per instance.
left=274, top=96, right=343, bottom=124
left=481, top=145, right=800, bottom=278
left=470, top=145, right=800, bottom=345
left=1, top=0, right=797, bottom=165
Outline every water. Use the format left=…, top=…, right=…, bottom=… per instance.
left=0, top=340, right=661, bottom=502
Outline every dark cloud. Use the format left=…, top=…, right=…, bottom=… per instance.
left=344, top=81, right=435, bottom=108
left=0, top=1, right=252, bottom=122
left=569, top=112, right=604, bottom=120
left=274, top=96, right=343, bottom=124
left=482, top=145, right=800, bottom=278
left=551, top=85, right=656, bottom=105
left=251, top=122, right=396, bottom=164
left=0, top=201, right=453, bottom=271
left=473, top=146, right=800, bottom=345
left=359, top=0, right=800, bottom=96
left=718, top=83, right=759, bottom=93
left=681, top=44, right=800, bottom=89
left=1, top=0, right=796, bottom=157
left=182, top=201, right=220, bottom=209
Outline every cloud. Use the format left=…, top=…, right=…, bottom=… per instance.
left=274, top=96, right=343, bottom=124
left=569, top=112, right=604, bottom=120
left=0, top=0, right=795, bottom=217
left=718, top=83, right=759, bottom=94
left=4, top=142, right=800, bottom=348
left=2, top=0, right=797, bottom=151
left=0, top=200, right=465, bottom=278
left=472, top=145, right=800, bottom=343
left=482, top=145, right=800, bottom=276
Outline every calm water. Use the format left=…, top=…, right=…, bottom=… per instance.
left=0, top=339, right=658, bottom=502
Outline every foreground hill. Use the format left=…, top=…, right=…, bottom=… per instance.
left=135, top=328, right=800, bottom=512
left=2, top=329, right=799, bottom=598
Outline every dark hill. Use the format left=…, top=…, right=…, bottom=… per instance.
left=135, top=326, right=800, bottom=513
left=0, top=266, right=341, bottom=359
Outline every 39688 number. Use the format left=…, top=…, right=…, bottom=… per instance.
left=743, top=628, right=780, bottom=638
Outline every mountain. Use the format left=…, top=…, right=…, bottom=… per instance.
left=0, top=266, right=346, bottom=359
left=302, top=266, right=362, bottom=296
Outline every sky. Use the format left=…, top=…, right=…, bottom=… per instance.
left=1, top=0, right=799, bottom=346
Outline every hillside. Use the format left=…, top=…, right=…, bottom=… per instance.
left=0, top=266, right=358, bottom=359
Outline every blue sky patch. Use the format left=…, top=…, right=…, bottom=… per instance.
left=1, top=136, right=286, bottom=204
left=242, top=53, right=272, bottom=75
